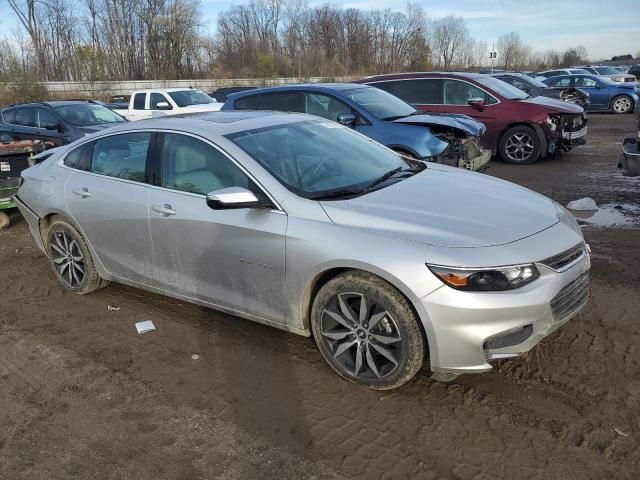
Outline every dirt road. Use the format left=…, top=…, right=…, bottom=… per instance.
left=1, top=114, right=638, bottom=479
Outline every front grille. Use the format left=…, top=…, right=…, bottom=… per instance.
left=541, top=243, right=585, bottom=271
left=550, top=272, right=589, bottom=321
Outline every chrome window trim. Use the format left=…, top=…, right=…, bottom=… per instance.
left=57, top=128, right=285, bottom=213
left=365, top=77, right=501, bottom=107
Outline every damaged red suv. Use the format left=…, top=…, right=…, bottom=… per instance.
left=356, top=72, right=588, bottom=164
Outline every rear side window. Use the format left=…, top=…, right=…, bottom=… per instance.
left=548, top=78, right=572, bottom=87
left=91, top=132, right=151, bottom=182
left=2, top=109, right=16, bottom=124
left=374, top=79, right=443, bottom=104
left=257, top=92, right=305, bottom=112
left=64, top=142, right=94, bottom=171
left=234, top=95, right=258, bottom=109
left=133, top=93, right=146, bottom=110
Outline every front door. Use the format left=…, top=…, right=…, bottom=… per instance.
left=64, top=132, right=158, bottom=285
left=148, top=132, right=287, bottom=323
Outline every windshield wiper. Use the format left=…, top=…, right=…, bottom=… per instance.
left=308, top=188, right=364, bottom=200
left=366, top=167, right=421, bottom=191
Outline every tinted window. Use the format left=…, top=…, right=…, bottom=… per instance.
left=161, top=133, right=251, bottom=195
left=304, top=93, right=351, bottom=121
left=374, top=79, right=443, bottom=104
left=542, top=70, right=562, bottom=78
left=133, top=93, right=146, bottom=110
left=14, top=108, right=36, bottom=127
left=64, top=142, right=94, bottom=171
left=227, top=120, right=412, bottom=197
left=257, top=92, right=305, bottom=112
left=2, top=109, right=16, bottom=124
left=91, top=132, right=151, bottom=182
left=234, top=95, right=259, bottom=109
left=150, top=93, right=171, bottom=110
left=36, top=108, right=59, bottom=128
left=54, top=104, right=125, bottom=126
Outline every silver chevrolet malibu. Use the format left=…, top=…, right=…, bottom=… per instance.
left=14, top=111, right=590, bottom=389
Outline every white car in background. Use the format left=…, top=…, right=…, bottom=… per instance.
left=572, top=66, right=636, bottom=83
left=535, top=68, right=591, bottom=80
left=113, top=88, right=223, bottom=121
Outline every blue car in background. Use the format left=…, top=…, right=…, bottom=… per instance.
left=222, top=83, right=491, bottom=170
left=542, top=74, right=638, bottom=114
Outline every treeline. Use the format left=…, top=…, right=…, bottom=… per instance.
left=1, top=0, right=592, bottom=82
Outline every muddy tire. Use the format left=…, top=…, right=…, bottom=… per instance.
left=0, top=212, right=9, bottom=230
left=311, top=270, right=425, bottom=390
left=610, top=95, right=634, bottom=114
left=499, top=125, right=541, bottom=165
left=45, top=218, right=109, bottom=294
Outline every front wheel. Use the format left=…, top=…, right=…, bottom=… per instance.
left=311, top=271, right=425, bottom=390
left=611, top=95, right=633, bottom=114
left=45, top=218, right=109, bottom=294
left=498, top=125, right=541, bottom=165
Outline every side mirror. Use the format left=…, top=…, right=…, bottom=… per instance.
left=467, top=98, right=485, bottom=111
left=336, top=112, right=356, bottom=126
left=157, top=101, right=172, bottom=110
left=206, top=187, right=260, bottom=210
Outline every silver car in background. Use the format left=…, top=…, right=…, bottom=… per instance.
left=14, top=112, right=591, bottom=389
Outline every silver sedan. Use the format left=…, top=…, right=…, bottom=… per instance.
left=14, top=111, right=590, bottom=389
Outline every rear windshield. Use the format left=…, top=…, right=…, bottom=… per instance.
left=474, top=76, right=529, bottom=100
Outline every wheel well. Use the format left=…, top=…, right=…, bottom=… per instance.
left=38, top=213, right=65, bottom=245
left=303, top=267, right=430, bottom=357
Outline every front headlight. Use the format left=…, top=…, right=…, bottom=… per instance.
left=427, top=264, right=540, bottom=291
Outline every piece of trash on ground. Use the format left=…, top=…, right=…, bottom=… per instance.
left=191, top=354, right=200, bottom=360
left=567, top=197, right=598, bottom=211
left=135, top=320, right=156, bottom=334
left=107, top=304, right=120, bottom=311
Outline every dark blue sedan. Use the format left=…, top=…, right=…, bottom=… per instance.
left=542, top=74, right=638, bottom=113
left=222, top=83, right=491, bottom=170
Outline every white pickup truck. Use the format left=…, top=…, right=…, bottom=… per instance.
left=113, top=88, right=223, bottom=121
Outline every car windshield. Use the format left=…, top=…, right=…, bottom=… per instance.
left=167, top=90, right=215, bottom=107
left=595, top=67, right=619, bottom=75
left=342, top=86, right=416, bottom=120
left=54, top=104, right=126, bottom=126
left=227, top=120, right=416, bottom=198
left=512, top=75, right=547, bottom=88
left=475, top=76, right=529, bottom=100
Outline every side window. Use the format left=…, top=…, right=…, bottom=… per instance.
left=574, top=77, right=597, bottom=88
left=150, top=93, right=171, bottom=110
left=550, top=78, right=572, bottom=87
left=234, top=95, right=258, bottom=109
left=64, top=142, right=94, bottom=171
left=133, top=93, right=146, bottom=110
left=443, top=80, right=490, bottom=105
left=2, top=108, right=16, bottom=124
left=36, top=108, right=59, bottom=128
left=91, top=132, right=151, bottom=182
left=304, top=93, right=350, bottom=121
left=161, top=133, right=253, bottom=195
left=374, top=79, right=443, bottom=104
left=14, top=108, right=36, bottom=127
left=256, top=92, right=305, bottom=112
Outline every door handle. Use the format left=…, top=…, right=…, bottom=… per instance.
left=72, top=187, right=92, bottom=198
left=152, top=204, right=176, bottom=216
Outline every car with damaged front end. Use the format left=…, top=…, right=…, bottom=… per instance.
left=13, top=112, right=591, bottom=389
left=222, top=83, right=491, bottom=171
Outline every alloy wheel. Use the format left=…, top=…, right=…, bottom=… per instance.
left=504, top=132, right=535, bottom=162
left=613, top=97, right=631, bottom=113
left=49, top=229, right=86, bottom=288
left=320, top=292, right=403, bottom=380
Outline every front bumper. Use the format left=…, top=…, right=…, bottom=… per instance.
left=419, top=246, right=591, bottom=377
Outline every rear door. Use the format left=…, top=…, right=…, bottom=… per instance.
left=64, top=132, right=158, bottom=285
left=147, top=132, right=287, bottom=322
left=127, top=93, right=151, bottom=121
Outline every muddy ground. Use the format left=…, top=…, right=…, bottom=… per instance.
left=1, top=114, right=639, bottom=479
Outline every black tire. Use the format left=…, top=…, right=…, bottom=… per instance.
left=498, top=125, right=541, bottom=165
left=610, top=95, right=634, bottom=114
left=311, top=270, right=424, bottom=390
left=45, top=218, right=109, bottom=294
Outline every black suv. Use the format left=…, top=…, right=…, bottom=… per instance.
left=628, top=65, right=640, bottom=81
left=0, top=100, right=127, bottom=147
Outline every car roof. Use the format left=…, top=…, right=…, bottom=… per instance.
left=79, top=110, right=321, bottom=136
left=360, top=71, right=484, bottom=81
left=3, top=100, right=98, bottom=109
left=132, top=87, right=202, bottom=93
left=225, top=83, right=372, bottom=100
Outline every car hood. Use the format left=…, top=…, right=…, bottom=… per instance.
left=321, top=166, right=559, bottom=248
left=519, top=95, right=584, bottom=113
left=390, top=113, right=485, bottom=137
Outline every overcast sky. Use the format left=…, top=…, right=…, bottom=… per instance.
left=2, top=0, right=639, bottom=60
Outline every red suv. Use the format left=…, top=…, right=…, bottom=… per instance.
left=356, top=72, right=588, bottom=164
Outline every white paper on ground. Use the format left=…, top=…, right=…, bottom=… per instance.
left=567, top=197, right=598, bottom=211
left=135, top=320, right=156, bottom=334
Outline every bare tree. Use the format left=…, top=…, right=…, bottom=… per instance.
left=430, top=15, right=467, bottom=70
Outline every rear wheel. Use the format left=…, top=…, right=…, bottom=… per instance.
left=45, top=218, right=109, bottom=294
left=311, top=271, right=424, bottom=390
left=611, top=95, right=633, bottom=114
left=499, top=125, right=541, bottom=164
